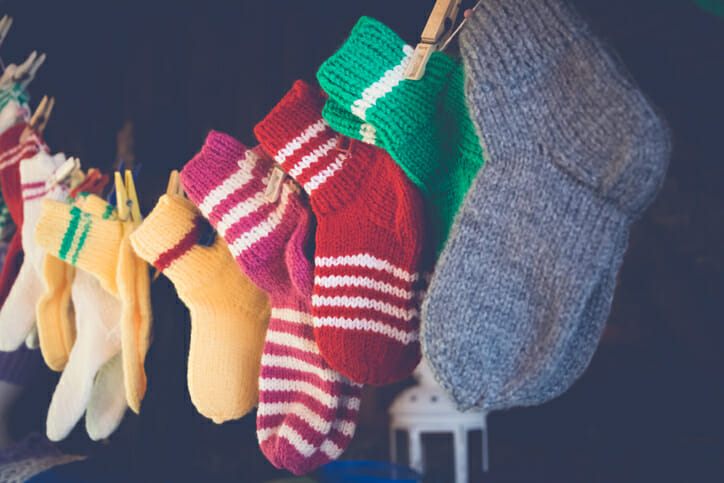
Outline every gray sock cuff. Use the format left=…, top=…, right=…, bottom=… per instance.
left=460, top=0, right=670, bottom=218
left=461, top=0, right=590, bottom=86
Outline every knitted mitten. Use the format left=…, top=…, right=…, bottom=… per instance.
left=131, top=194, right=271, bottom=423
left=181, top=132, right=361, bottom=475
left=254, top=80, right=425, bottom=385
left=0, top=151, right=68, bottom=350
left=421, top=0, right=671, bottom=411
left=117, top=213, right=152, bottom=414
left=317, top=16, right=484, bottom=251
left=0, top=125, right=47, bottom=307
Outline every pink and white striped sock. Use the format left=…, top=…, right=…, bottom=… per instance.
left=181, top=131, right=362, bottom=475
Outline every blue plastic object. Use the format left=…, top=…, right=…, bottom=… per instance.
left=318, top=461, right=421, bottom=483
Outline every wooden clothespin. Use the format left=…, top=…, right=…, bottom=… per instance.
left=45, top=156, right=81, bottom=190
left=20, top=94, right=54, bottom=143
left=0, top=15, right=13, bottom=51
left=404, top=0, right=462, bottom=81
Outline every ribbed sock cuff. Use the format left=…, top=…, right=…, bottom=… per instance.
left=317, top=16, right=456, bottom=132
left=20, top=152, right=69, bottom=203
left=460, top=0, right=591, bottom=88
left=181, top=130, right=263, bottom=212
left=35, top=199, right=122, bottom=294
left=254, top=80, right=376, bottom=213
left=131, top=195, right=213, bottom=282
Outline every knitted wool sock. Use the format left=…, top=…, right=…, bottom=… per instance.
left=254, top=80, right=425, bottom=385
left=0, top=151, right=68, bottom=350
left=36, top=197, right=110, bottom=373
left=85, top=352, right=126, bottom=441
left=181, top=132, right=361, bottom=475
left=117, top=217, right=153, bottom=414
left=36, top=254, right=76, bottom=371
left=421, top=0, right=671, bottom=411
left=35, top=199, right=122, bottom=296
left=0, top=125, right=48, bottom=307
left=131, top=194, right=271, bottom=423
left=317, top=16, right=484, bottom=251
left=46, top=267, right=123, bottom=441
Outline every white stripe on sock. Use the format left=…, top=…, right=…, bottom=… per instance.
left=314, top=316, right=419, bottom=345
left=271, top=308, right=313, bottom=325
left=350, top=44, right=414, bottom=121
left=312, top=295, right=418, bottom=321
left=288, top=136, right=337, bottom=179
left=264, top=329, right=318, bottom=355
left=257, top=401, right=333, bottom=434
left=275, top=119, right=328, bottom=165
left=315, top=253, right=419, bottom=283
left=315, top=275, right=415, bottom=300
left=261, top=354, right=344, bottom=383
left=227, top=188, right=291, bottom=258
left=258, top=379, right=345, bottom=409
left=198, top=150, right=258, bottom=215
left=304, top=151, right=346, bottom=194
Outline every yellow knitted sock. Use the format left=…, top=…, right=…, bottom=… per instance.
left=131, top=195, right=270, bottom=423
left=35, top=198, right=123, bottom=295
left=36, top=255, right=76, bottom=371
left=117, top=219, right=153, bottom=414
left=36, top=194, right=119, bottom=371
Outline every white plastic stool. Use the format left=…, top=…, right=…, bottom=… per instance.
left=389, top=358, right=488, bottom=483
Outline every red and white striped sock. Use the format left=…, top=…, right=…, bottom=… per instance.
left=180, top=131, right=362, bottom=475
left=254, top=80, right=426, bottom=385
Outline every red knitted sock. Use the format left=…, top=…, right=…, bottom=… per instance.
left=0, top=124, right=47, bottom=306
left=255, top=80, right=425, bottom=385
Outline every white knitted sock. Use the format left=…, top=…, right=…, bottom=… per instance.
left=46, top=269, right=121, bottom=441
left=0, top=152, right=68, bottom=350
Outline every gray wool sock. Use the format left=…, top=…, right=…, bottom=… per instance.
left=421, top=0, right=671, bottom=411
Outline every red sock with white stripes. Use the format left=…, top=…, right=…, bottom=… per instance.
left=181, top=131, right=362, bottom=475
left=0, top=125, right=48, bottom=307
left=254, top=80, right=425, bottom=385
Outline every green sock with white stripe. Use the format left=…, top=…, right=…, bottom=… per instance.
left=35, top=198, right=123, bottom=296
left=317, top=16, right=485, bottom=251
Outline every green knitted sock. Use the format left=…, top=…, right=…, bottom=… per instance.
left=317, top=16, right=484, bottom=250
